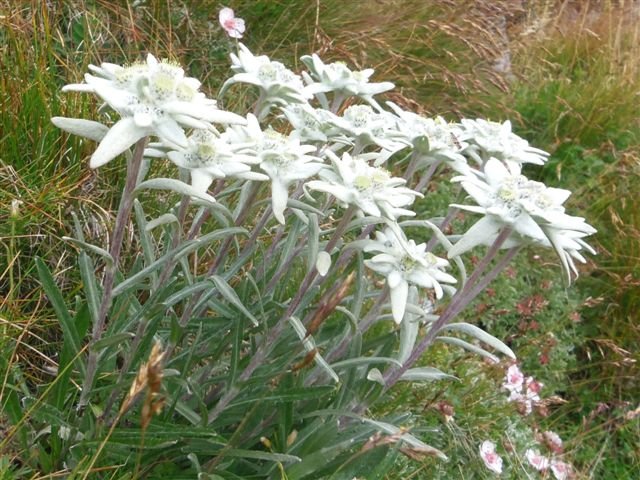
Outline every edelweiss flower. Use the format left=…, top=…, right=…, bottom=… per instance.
left=222, top=44, right=309, bottom=106
left=166, top=129, right=265, bottom=193
left=461, top=118, right=549, bottom=168
left=327, top=104, right=405, bottom=153
left=306, top=151, right=422, bottom=220
left=525, top=449, right=550, bottom=471
left=448, top=158, right=596, bottom=282
left=281, top=104, right=335, bottom=143
left=222, top=115, right=323, bottom=223
left=219, top=7, right=245, bottom=39
left=479, top=440, right=503, bottom=475
left=56, top=54, right=245, bottom=168
left=385, top=102, right=470, bottom=172
left=364, top=227, right=456, bottom=323
left=301, top=54, right=394, bottom=99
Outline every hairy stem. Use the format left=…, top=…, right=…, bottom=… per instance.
left=78, top=137, right=148, bottom=411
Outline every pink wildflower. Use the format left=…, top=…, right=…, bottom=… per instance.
left=550, top=460, right=573, bottom=480
left=219, top=7, right=245, bottom=39
left=543, top=430, right=564, bottom=454
left=525, top=448, right=550, bottom=471
left=503, top=364, right=525, bottom=392
left=479, top=440, right=503, bottom=474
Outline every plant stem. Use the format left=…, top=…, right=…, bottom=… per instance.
left=77, top=137, right=147, bottom=412
left=207, top=205, right=357, bottom=424
left=381, top=227, right=513, bottom=389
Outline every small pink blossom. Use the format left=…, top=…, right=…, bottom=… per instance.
left=525, top=448, right=550, bottom=471
left=525, top=376, right=543, bottom=396
left=219, top=7, right=245, bottom=39
left=479, top=440, right=503, bottom=474
left=550, top=460, right=573, bottom=480
left=503, top=364, right=524, bottom=392
left=543, top=430, right=564, bottom=454
left=507, top=390, right=534, bottom=415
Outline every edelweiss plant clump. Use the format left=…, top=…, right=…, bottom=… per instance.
left=45, top=31, right=595, bottom=477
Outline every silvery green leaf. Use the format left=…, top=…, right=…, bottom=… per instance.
left=315, top=251, right=331, bottom=276
left=436, top=336, right=499, bottom=363
left=398, top=287, right=420, bottom=363
left=210, top=275, right=258, bottom=327
left=307, top=213, right=320, bottom=274
left=442, top=322, right=516, bottom=359
left=399, top=367, right=458, bottom=382
left=51, top=117, right=109, bottom=142
left=61, top=236, right=113, bottom=266
left=145, top=213, right=179, bottom=231
left=366, top=368, right=385, bottom=385
left=289, top=316, right=339, bottom=383
left=136, top=178, right=217, bottom=205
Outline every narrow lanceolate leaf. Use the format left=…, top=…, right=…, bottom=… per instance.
left=136, top=178, right=217, bottom=205
left=436, top=336, right=499, bottom=363
left=307, top=213, right=320, bottom=274
left=145, top=213, right=179, bottom=231
left=35, top=258, right=85, bottom=376
left=222, top=449, right=301, bottom=464
left=210, top=275, right=258, bottom=327
left=51, top=116, right=109, bottom=142
left=61, top=237, right=113, bottom=265
left=289, top=316, right=339, bottom=383
left=399, top=367, right=458, bottom=383
left=442, top=322, right=516, bottom=359
left=398, top=286, right=420, bottom=364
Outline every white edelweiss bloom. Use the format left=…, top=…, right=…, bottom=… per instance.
left=300, top=54, right=394, bottom=99
left=166, top=129, right=266, bottom=193
left=385, top=102, right=470, bottom=172
left=364, top=227, right=456, bottom=323
left=327, top=104, right=405, bottom=154
left=222, top=43, right=310, bottom=105
left=59, top=54, right=245, bottom=168
left=258, top=137, right=324, bottom=224
left=448, top=158, right=596, bottom=282
left=479, top=440, right=503, bottom=475
left=306, top=151, right=422, bottom=220
left=461, top=118, right=549, bottom=168
left=281, top=104, right=335, bottom=143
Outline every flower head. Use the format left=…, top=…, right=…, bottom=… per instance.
left=448, top=158, right=596, bottom=283
left=550, top=460, right=573, bottom=480
left=219, top=7, right=245, bottom=39
left=502, top=364, right=525, bottom=392
left=542, top=431, right=564, bottom=454
left=479, top=440, right=503, bottom=475
left=301, top=54, right=394, bottom=100
left=222, top=44, right=309, bottom=106
left=525, top=448, right=550, bottom=471
left=57, top=54, right=245, bottom=168
left=364, top=227, right=456, bottom=323
left=166, top=129, right=266, bottom=193
left=461, top=119, right=549, bottom=168
left=306, top=151, right=421, bottom=220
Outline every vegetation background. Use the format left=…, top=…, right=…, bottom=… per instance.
left=1, top=0, right=638, bottom=478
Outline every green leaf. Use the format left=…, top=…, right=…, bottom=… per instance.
left=331, top=357, right=403, bottom=369
left=289, top=317, right=339, bottom=383
left=146, top=213, right=179, bottom=231
left=210, top=275, right=259, bottom=327
left=442, top=322, right=516, bottom=359
left=399, top=367, right=458, bottom=383
left=91, top=332, right=134, bottom=351
left=223, top=448, right=301, bottom=464
left=136, top=178, right=217, bottom=205
left=78, top=251, right=100, bottom=326
left=35, top=258, right=85, bottom=376
left=436, top=336, right=499, bottom=362
left=62, top=236, right=113, bottom=265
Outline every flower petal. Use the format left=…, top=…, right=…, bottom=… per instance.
left=90, top=117, right=147, bottom=168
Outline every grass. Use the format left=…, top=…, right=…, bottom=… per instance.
left=1, top=0, right=639, bottom=478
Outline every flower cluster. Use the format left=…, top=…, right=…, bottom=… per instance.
left=449, top=158, right=596, bottom=283
left=502, top=364, right=544, bottom=416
